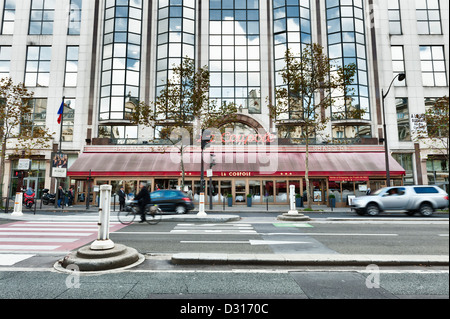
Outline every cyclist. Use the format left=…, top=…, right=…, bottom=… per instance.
left=135, top=182, right=151, bottom=223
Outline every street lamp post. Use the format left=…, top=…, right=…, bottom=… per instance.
left=382, top=73, right=406, bottom=187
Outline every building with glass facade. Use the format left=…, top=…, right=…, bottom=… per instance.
left=1, top=0, right=448, bottom=205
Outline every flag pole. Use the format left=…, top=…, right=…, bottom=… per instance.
left=59, top=96, right=65, bottom=154
left=54, top=97, right=65, bottom=208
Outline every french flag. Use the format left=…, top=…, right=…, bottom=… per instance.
left=57, top=101, right=64, bottom=124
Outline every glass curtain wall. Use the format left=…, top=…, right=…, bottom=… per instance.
left=209, top=0, right=262, bottom=114
left=99, top=0, right=143, bottom=122
left=326, top=0, right=370, bottom=123
left=272, top=0, right=312, bottom=143
left=156, top=0, right=196, bottom=98
left=273, top=0, right=312, bottom=91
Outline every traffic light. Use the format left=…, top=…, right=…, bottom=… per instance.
left=14, top=171, right=24, bottom=178
left=201, top=130, right=212, bottom=150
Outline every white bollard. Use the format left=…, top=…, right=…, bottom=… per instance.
left=11, top=192, right=24, bottom=217
left=197, top=192, right=207, bottom=217
left=91, top=185, right=115, bottom=250
left=287, top=185, right=299, bottom=215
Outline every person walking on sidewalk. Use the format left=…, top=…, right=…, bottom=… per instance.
left=57, top=186, right=66, bottom=208
left=117, top=186, right=126, bottom=211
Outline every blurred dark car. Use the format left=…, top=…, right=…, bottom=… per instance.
left=150, top=190, right=194, bottom=214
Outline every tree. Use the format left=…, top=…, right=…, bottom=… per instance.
left=415, top=96, right=449, bottom=163
left=132, top=59, right=237, bottom=188
left=0, top=77, right=54, bottom=198
left=268, top=44, right=358, bottom=209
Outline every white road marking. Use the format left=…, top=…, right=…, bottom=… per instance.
left=0, top=245, right=61, bottom=251
left=0, top=238, right=77, bottom=243
left=0, top=254, right=35, bottom=266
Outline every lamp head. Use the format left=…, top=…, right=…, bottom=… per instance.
left=398, top=73, right=406, bottom=82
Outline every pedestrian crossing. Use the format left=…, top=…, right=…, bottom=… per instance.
left=171, top=223, right=257, bottom=235
left=0, top=221, right=127, bottom=253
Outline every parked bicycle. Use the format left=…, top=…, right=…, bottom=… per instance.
left=118, top=200, right=162, bottom=225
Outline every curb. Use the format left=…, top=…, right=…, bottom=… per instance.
left=171, top=253, right=449, bottom=267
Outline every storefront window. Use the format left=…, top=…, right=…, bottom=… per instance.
left=355, top=181, right=368, bottom=197
left=249, top=180, right=262, bottom=203
left=125, top=180, right=137, bottom=198
left=10, top=159, right=46, bottom=198
left=427, top=158, right=449, bottom=193
left=341, top=181, right=354, bottom=205
left=276, top=180, right=287, bottom=203
left=329, top=181, right=341, bottom=203
left=263, top=180, right=274, bottom=202
left=209, top=180, right=219, bottom=203
left=220, top=181, right=232, bottom=203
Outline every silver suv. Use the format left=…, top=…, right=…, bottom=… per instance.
left=351, top=186, right=449, bottom=217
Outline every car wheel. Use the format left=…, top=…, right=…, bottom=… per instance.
left=366, top=203, right=380, bottom=216
left=176, top=205, right=187, bottom=214
left=419, top=203, right=434, bottom=217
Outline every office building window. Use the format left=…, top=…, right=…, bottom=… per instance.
left=98, top=125, right=138, bottom=144
left=64, top=46, right=79, bottom=87
left=1, top=0, right=15, bottom=34
left=396, top=98, right=411, bottom=141
left=62, top=98, right=75, bottom=142
left=68, top=0, right=82, bottom=35
left=209, top=0, right=262, bottom=114
left=25, top=46, right=52, bottom=87
left=0, top=46, right=11, bottom=78
left=388, top=0, right=402, bottom=35
left=29, top=0, right=55, bottom=35
left=100, top=0, right=143, bottom=121
left=416, top=0, right=442, bottom=35
left=21, top=98, right=47, bottom=137
left=420, top=46, right=447, bottom=87
left=391, top=46, right=406, bottom=87
left=326, top=0, right=371, bottom=122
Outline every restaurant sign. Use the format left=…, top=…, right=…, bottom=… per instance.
left=329, top=176, right=369, bottom=182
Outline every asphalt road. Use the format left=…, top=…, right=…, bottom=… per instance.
left=107, top=215, right=449, bottom=257
left=0, top=211, right=448, bottom=302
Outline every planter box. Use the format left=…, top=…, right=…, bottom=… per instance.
left=247, top=197, right=252, bottom=207
left=227, top=197, right=233, bottom=207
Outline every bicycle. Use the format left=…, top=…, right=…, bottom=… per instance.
left=118, top=201, right=162, bottom=225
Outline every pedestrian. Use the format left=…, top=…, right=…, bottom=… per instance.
left=117, top=186, right=126, bottom=211
left=67, top=187, right=75, bottom=207
left=134, top=182, right=151, bottom=223
left=57, top=186, right=65, bottom=208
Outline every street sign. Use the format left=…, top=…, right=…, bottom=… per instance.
left=207, top=169, right=213, bottom=178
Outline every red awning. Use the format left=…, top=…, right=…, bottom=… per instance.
left=68, top=151, right=406, bottom=178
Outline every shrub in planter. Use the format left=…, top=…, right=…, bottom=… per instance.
left=227, top=194, right=233, bottom=207
left=295, top=194, right=303, bottom=208
left=247, top=194, right=252, bottom=207
left=329, top=194, right=336, bottom=208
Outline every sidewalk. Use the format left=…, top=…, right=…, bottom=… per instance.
left=5, top=204, right=353, bottom=214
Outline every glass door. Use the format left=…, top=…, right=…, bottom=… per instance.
left=235, top=180, right=246, bottom=204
